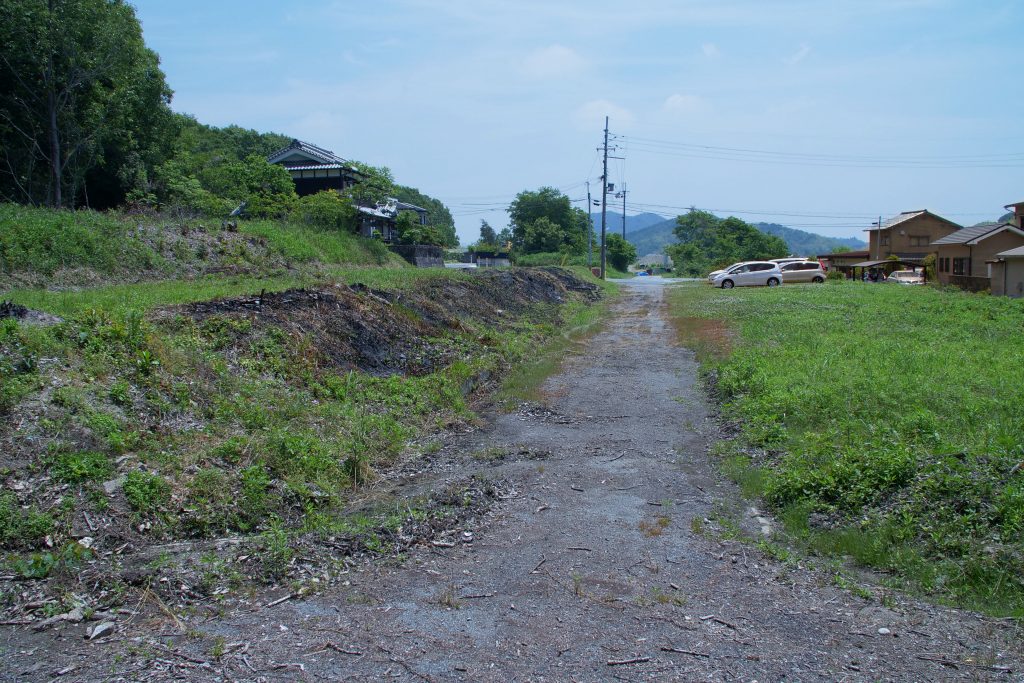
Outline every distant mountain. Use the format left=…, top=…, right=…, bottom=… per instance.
left=754, top=223, right=866, bottom=256
left=623, top=216, right=867, bottom=258
left=624, top=218, right=677, bottom=256
left=588, top=211, right=665, bottom=235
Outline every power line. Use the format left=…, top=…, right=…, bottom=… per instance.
left=621, top=135, right=1024, bottom=169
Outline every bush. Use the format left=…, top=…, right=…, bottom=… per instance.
left=826, top=269, right=845, bottom=281
left=50, top=451, right=113, bottom=484
left=291, top=191, right=355, bottom=230
left=123, top=471, right=171, bottom=513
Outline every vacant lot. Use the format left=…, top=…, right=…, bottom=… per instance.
left=668, top=281, right=1024, bottom=616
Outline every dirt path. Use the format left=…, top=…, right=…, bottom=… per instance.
left=5, top=279, right=1021, bottom=681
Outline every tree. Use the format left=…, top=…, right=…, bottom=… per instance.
left=479, top=220, right=497, bottom=246
left=0, top=0, right=175, bottom=208
left=606, top=233, right=638, bottom=272
left=667, top=208, right=788, bottom=276
left=392, top=184, right=458, bottom=248
left=508, top=187, right=591, bottom=255
left=346, top=162, right=394, bottom=211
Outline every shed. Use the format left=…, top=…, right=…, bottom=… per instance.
left=988, top=245, right=1024, bottom=298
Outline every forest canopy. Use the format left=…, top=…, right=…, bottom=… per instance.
left=0, top=0, right=456, bottom=246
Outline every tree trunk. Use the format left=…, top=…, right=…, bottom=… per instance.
left=48, top=84, right=61, bottom=208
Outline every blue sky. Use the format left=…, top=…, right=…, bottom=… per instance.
left=131, top=0, right=1024, bottom=245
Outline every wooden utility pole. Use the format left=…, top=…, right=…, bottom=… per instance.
left=600, top=116, right=609, bottom=279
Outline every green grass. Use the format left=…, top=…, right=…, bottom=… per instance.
left=499, top=297, right=611, bottom=403
left=239, top=219, right=396, bottom=266
left=668, top=280, right=1024, bottom=616
left=1, top=268, right=479, bottom=317
left=0, top=204, right=162, bottom=276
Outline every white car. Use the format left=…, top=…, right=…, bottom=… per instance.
left=711, top=261, right=783, bottom=289
left=708, top=261, right=746, bottom=283
left=885, top=270, right=925, bottom=285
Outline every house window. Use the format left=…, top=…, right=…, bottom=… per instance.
left=952, top=257, right=968, bottom=276
left=909, top=236, right=929, bottom=247
left=880, top=234, right=890, bottom=246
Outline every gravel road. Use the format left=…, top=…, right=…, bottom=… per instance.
left=4, top=278, right=1020, bottom=682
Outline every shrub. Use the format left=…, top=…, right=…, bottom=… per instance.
left=0, top=494, right=54, bottom=548
left=123, top=471, right=171, bottom=513
left=51, top=451, right=113, bottom=484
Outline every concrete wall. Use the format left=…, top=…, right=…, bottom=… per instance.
left=388, top=244, right=444, bottom=268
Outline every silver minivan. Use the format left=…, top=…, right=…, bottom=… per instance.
left=779, top=260, right=826, bottom=284
left=711, top=261, right=783, bottom=288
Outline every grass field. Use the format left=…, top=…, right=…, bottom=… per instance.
left=668, top=280, right=1024, bottom=616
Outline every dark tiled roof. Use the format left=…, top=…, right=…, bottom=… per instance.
left=932, top=222, right=1011, bottom=245
left=267, top=139, right=350, bottom=166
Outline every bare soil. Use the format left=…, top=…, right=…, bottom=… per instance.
left=3, top=278, right=1021, bottom=681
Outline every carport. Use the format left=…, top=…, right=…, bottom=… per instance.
left=849, top=258, right=922, bottom=282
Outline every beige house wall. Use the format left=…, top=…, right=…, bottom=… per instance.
left=935, top=244, right=970, bottom=285
left=936, top=230, right=1024, bottom=285
left=971, top=231, right=1024, bottom=277
left=868, top=214, right=959, bottom=260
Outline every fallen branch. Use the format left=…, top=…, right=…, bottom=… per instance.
left=661, top=646, right=709, bottom=658
left=265, top=593, right=294, bottom=608
left=607, top=656, right=650, bottom=666
left=916, top=654, right=1012, bottom=673
left=567, top=547, right=593, bottom=552
left=700, top=615, right=737, bottom=630
left=308, top=642, right=363, bottom=657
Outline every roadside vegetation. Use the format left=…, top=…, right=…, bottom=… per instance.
left=668, top=280, right=1024, bottom=616
left=0, top=202, right=606, bottom=612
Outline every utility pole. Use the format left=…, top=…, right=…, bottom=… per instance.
left=600, top=116, right=609, bottom=279
left=586, top=180, right=594, bottom=268
left=617, top=183, right=627, bottom=238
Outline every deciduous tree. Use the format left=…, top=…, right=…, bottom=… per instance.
left=0, top=0, right=175, bottom=208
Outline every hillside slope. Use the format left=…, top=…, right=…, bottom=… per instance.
left=626, top=215, right=866, bottom=257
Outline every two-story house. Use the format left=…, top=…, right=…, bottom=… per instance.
left=865, top=210, right=961, bottom=263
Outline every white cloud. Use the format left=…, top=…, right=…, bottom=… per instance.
left=702, top=43, right=720, bottom=58
left=574, top=99, right=635, bottom=130
left=784, top=43, right=812, bottom=65
left=522, top=44, right=587, bottom=79
left=662, top=94, right=708, bottom=115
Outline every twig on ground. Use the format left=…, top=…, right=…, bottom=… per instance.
left=916, top=654, right=1012, bottom=673
left=700, top=615, right=737, bottom=630
left=567, top=547, right=593, bottom=552
left=307, top=642, right=363, bottom=657
left=530, top=556, right=546, bottom=573
left=607, top=656, right=651, bottom=666
left=606, top=451, right=627, bottom=463
left=265, top=593, right=294, bottom=608
left=661, top=645, right=710, bottom=658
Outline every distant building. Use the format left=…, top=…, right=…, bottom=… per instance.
left=817, top=250, right=869, bottom=278
left=932, top=216, right=1024, bottom=290
left=865, top=210, right=961, bottom=263
left=267, top=139, right=361, bottom=196
left=983, top=201, right=1024, bottom=297
left=267, top=139, right=426, bottom=241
